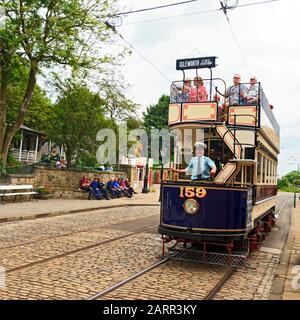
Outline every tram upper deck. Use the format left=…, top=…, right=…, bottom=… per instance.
left=168, top=78, right=280, bottom=154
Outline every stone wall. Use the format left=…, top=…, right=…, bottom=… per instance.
left=9, top=166, right=128, bottom=199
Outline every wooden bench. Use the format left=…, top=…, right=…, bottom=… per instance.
left=0, top=185, right=38, bottom=204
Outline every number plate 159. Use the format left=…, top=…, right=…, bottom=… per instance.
left=179, top=187, right=207, bottom=199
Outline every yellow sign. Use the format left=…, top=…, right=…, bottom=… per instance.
left=179, top=187, right=207, bottom=199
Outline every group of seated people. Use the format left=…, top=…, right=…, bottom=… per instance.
left=79, top=175, right=137, bottom=200
left=172, top=74, right=260, bottom=107
left=173, top=76, right=207, bottom=103
left=225, top=74, right=259, bottom=106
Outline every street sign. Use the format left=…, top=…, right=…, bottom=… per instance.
left=176, top=57, right=216, bottom=70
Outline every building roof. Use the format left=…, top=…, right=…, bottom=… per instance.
left=20, top=124, right=44, bottom=135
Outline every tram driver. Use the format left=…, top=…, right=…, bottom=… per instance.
left=171, top=142, right=217, bottom=180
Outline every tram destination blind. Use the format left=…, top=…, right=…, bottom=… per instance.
left=176, top=57, right=216, bottom=70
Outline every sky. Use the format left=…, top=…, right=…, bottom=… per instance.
left=112, top=0, right=300, bottom=177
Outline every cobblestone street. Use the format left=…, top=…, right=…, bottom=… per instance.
left=0, top=193, right=297, bottom=300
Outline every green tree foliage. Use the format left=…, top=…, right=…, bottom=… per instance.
left=278, top=171, right=300, bottom=192
left=126, top=117, right=142, bottom=131
left=46, top=83, right=110, bottom=167
left=103, top=85, right=138, bottom=122
left=0, top=0, right=121, bottom=166
left=143, top=95, right=169, bottom=132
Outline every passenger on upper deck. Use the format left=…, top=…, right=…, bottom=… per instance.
left=182, top=78, right=192, bottom=102
left=225, top=74, right=248, bottom=106
left=173, top=78, right=191, bottom=103
left=245, top=76, right=259, bottom=104
left=171, top=142, right=216, bottom=181
left=190, top=77, right=207, bottom=103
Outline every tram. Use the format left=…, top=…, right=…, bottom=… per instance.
left=158, top=57, right=280, bottom=265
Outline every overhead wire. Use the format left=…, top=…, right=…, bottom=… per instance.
left=109, top=0, right=199, bottom=17
left=124, top=8, right=219, bottom=26
left=104, top=21, right=172, bottom=83
left=226, top=19, right=252, bottom=75
left=121, top=0, right=278, bottom=26
left=102, top=0, right=279, bottom=82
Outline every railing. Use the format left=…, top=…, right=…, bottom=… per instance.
left=170, top=78, right=226, bottom=104
left=169, top=79, right=279, bottom=138
left=11, top=149, right=36, bottom=163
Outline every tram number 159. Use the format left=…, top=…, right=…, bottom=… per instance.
left=179, top=187, right=207, bottom=199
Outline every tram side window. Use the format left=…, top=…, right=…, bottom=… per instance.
left=270, top=161, right=273, bottom=184
left=267, top=158, right=270, bottom=184
left=261, top=155, right=265, bottom=183
left=246, top=165, right=253, bottom=184
left=257, top=152, right=262, bottom=183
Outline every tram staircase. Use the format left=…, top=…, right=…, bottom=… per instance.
left=213, top=121, right=257, bottom=184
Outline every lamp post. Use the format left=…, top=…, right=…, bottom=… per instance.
left=159, top=148, right=167, bottom=202
left=142, top=146, right=151, bottom=194
left=142, top=160, right=149, bottom=194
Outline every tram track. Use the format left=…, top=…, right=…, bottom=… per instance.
left=87, top=257, right=171, bottom=300
left=203, top=267, right=236, bottom=300
left=4, top=223, right=159, bottom=274
left=86, top=197, right=289, bottom=301
left=0, top=208, right=159, bottom=251
left=86, top=259, right=237, bottom=301
left=1, top=196, right=289, bottom=300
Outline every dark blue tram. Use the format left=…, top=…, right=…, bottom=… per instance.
left=158, top=57, right=280, bottom=264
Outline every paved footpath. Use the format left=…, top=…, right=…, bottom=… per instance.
left=0, top=186, right=160, bottom=223
left=270, top=195, right=300, bottom=299
left=281, top=197, right=300, bottom=299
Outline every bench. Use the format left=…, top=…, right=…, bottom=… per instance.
left=0, top=185, right=38, bottom=204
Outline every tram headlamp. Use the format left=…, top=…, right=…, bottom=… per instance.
left=183, top=199, right=199, bottom=215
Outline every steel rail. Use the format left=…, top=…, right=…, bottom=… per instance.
left=0, top=206, right=159, bottom=251
left=5, top=224, right=158, bottom=274
left=87, top=257, right=171, bottom=300
left=203, top=267, right=236, bottom=300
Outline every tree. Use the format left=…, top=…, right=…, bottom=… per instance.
left=46, top=83, right=110, bottom=167
left=0, top=0, right=122, bottom=166
left=6, top=62, right=53, bottom=131
left=143, top=95, right=169, bottom=132
left=278, top=171, right=300, bottom=192
left=102, top=85, right=138, bottom=122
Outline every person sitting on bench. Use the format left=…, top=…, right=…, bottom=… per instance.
left=80, top=175, right=90, bottom=192
left=89, top=177, right=103, bottom=200
left=97, top=177, right=110, bottom=200
left=112, top=178, right=123, bottom=198
left=107, top=178, right=117, bottom=198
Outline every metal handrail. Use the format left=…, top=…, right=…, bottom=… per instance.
left=208, top=112, right=258, bottom=162
left=170, top=77, right=226, bottom=105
